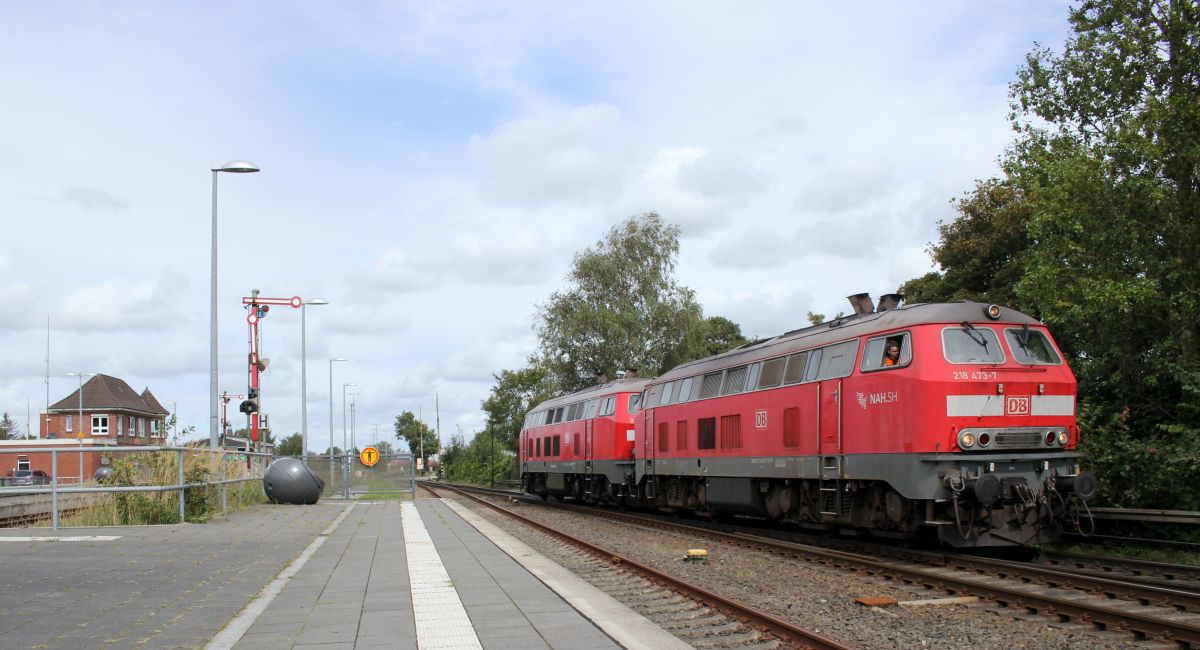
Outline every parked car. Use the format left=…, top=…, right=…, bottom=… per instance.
left=11, top=469, right=51, bottom=486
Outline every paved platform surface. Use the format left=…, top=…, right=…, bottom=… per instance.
left=0, top=496, right=681, bottom=649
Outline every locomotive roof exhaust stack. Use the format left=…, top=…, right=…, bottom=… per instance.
left=847, top=293, right=875, bottom=315
left=595, top=370, right=608, bottom=384
left=625, top=367, right=637, bottom=379
left=876, top=294, right=903, bottom=312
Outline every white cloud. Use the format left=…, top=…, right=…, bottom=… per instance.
left=440, top=330, right=536, bottom=383
left=610, top=147, right=761, bottom=235
left=366, top=248, right=441, bottom=293
left=699, top=281, right=816, bottom=340
left=323, top=302, right=411, bottom=336
left=708, top=228, right=795, bottom=270
left=450, top=223, right=550, bottom=285
left=795, top=157, right=896, bottom=213
left=53, top=272, right=185, bottom=332
left=470, top=104, right=630, bottom=205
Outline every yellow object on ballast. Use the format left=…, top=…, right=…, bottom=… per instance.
left=684, top=549, right=708, bottom=562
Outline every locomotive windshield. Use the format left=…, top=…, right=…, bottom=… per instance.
left=943, top=324, right=1005, bottom=364
left=1005, top=327, right=1062, bottom=365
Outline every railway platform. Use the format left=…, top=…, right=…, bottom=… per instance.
left=0, top=494, right=685, bottom=649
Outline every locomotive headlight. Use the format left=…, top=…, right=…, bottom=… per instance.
left=1057, top=431, right=1069, bottom=446
left=985, top=304, right=1002, bottom=320
left=978, top=433, right=991, bottom=447
left=1045, top=431, right=1057, bottom=446
left=959, top=432, right=976, bottom=448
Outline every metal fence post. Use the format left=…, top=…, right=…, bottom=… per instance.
left=51, top=450, right=59, bottom=530
left=221, top=452, right=228, bottom=514
left=178, top=449, right=186, bottom=523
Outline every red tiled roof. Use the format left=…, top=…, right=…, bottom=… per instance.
left=49, top=374, right=170, bottom=416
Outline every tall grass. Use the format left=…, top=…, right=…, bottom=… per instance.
left=62, top=450, right=267, bottom=526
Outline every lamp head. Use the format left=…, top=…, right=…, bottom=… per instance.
left=213, top=160, right=260, bottom=173
left=307, top=299, right=329, bottom=306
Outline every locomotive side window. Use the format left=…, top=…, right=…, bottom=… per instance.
left=861, top=332, right=912, bottom=371
left=1005, top=328, right=1062, bottom=365
left=759, top=357, right=785, bottom=388
left=669, top=380, right=684, bottom=403
left=627, top=394, right=641, bottom=413
left=583, top=399, right=599, bottom=419
left=646, top=384, right=663, bottom=407
left=808, top=339, right=859, bottom=380
left=567, top=403, right=581, bottom=421
left=745, top=363, right=761, bottom=392
left=943, top=326, right=1005, bottom=364
left=720, top=365, right=748, bottom=395
left=677, top=376, right=695, bottom=403
left=657, top=381, right=674, bottom=406
left=699, top=372, right=723, bottom=399
left=783, top=352, right=809, bottom=384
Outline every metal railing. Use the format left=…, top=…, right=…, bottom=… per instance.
left=1, top=445, right=271, bottom=529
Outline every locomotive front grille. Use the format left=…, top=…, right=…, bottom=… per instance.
left=993, top=430, right=1042, bottom=448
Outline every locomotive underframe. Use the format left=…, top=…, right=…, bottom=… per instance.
left=522, top=451, right=1091, bottom=548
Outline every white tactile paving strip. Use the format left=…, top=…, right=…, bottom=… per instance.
left=402, top=501, right=483, bottom=650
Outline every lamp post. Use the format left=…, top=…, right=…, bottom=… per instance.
left=348, top=393, right=359, bottom=457
left=300, top=299, right=328, bottom=462
left=328, top=356, right=345, bottom=488
left=65, top=372, right=95, bottom=484
left=342, top=383, right=355, bottom=497
left=210, top=160, right=260, bottom=449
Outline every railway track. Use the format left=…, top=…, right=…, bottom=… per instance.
left=419, top=482, right=852, bottom=650
left=438, top=482, right=1200, bottom=648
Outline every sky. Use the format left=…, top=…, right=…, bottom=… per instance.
left=0, top=2, right=1072, bottom=453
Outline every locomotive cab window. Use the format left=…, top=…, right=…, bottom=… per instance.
left=862, top=332, right=912, bottom=372
left=627, top=393, right=641, bottom=413
left=943, top=325, right=1005, bottom=364
left=1005, top=327, right=1062, bottom=365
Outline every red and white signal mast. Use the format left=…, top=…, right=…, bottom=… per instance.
left=240, top=290, right=303, bottom=452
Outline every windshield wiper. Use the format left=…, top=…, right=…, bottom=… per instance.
left=960, top=321, right=989, bottom=351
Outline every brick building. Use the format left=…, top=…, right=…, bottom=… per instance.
left=41, top=374, right=170, bottom=444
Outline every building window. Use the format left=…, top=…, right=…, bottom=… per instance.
left=66, top=415, right=73, bottom=432
left=151, top=419, right=158, bottom=435
left=17, top=457, right=30, bottom=471
left=91, top=415, right=109, bottom=436
left=117, top=416, right=124, bottom=437
left=137, top=419, right=144, bottom=437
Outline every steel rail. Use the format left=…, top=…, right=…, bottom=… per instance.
left=442, top=483, right=1200, bottom=647
left=422, top=482, right=854, bottom=650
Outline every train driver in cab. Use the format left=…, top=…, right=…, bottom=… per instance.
left=883, top=339, right=902, bottom=366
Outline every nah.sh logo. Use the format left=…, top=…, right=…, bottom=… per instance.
left=1005, top=396, right=1031, bottom=416
left=856, top=392, right=867, bottom=410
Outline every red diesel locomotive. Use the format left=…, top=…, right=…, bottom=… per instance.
left=520, top=296, right=1097, bottom=548
left=520, top=374, right=650, bottom=501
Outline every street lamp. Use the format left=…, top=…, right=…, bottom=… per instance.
left=65, top=372, right=95, bottom=484
left=342, top=383, right=356, bottom=497
left=210, top=159, right=260, bottom=449
left=328, top=356, right=345, bottom=487
left=300, top=299, right=329, bottom=461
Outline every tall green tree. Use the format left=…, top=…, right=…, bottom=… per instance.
left=537, top=213, right=705, bottom=391
left=394, top=411, right=438, bottom=459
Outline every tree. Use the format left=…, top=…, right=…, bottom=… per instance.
left=0, top=412, right=19, bottom=440
left=904, top=0, right=1200, bottom=509
left=276, top=433, right=303, bottom=457
left=371, top=439, right=395, bottom=455
left=898, top=179, right=1033, bottom=310
left=537, top=213, right=705, bottom=391
left=394, top=411, right=438, bottom=459
left=482, top=358, right=559, bottom=454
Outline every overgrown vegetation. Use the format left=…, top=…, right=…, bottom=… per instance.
left=62, top=451, right=267, bottom=526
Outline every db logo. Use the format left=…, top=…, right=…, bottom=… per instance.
left=1005, top=396, right=1031, bottom=416
left=754, top=410, right=768, bottom=429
